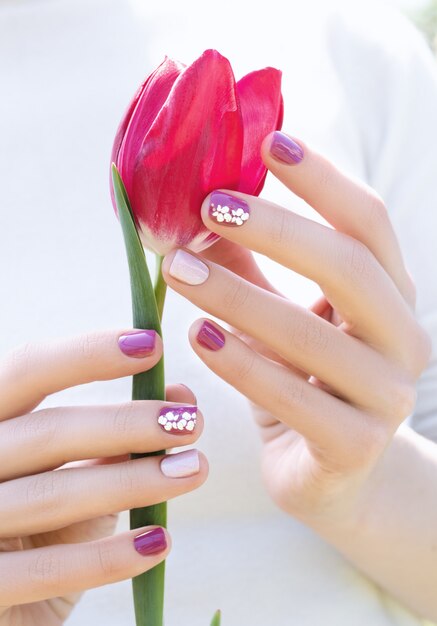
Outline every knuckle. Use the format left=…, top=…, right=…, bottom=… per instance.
left=389, top=381, right=417, bottom=420
left=4, top=341, right=37, bottom=378
left=93, top=542, right=121, bottom=579
left=414, top=327, right=433, bottom=374
left=286, top=313, right=329, bottom=356
left=75, top=331, right=104, bottom=362
left=28, top=550, right=63, bottom=590
left=268, top=207, right=297, bottom=248
left=350, top=420, right=389, bottom=468
left=115, top=462, right=142, bottom=500
left=18, top=408, right=58, bottom=449
left=276, top=373, right=305, bottom=412
left=234, top=350, right=257, bottom=383
left=314, top=160, right=336, bottom=194
left=340, top=239, right=374, bottom=288
left=26, top=471, right=65, bottom=516
left=363, top=192, right=389, bottom=231
left=222, top=277, right=250, bottom=314
left=111, top=402, right=138, bottom=439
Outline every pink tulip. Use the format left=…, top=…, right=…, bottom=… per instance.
left=111, top=49, right=283, bottom=255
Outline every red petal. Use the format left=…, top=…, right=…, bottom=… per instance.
left=130, top=49, right=244, bottom=248
left=117, top=56, right=185, bottom=183
left=236, top=68, right=283, bottom=195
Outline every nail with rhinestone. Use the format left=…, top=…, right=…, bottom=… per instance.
left=157, top=405, right=198, bottom=434
left=209, top=191, right=250, bottom=227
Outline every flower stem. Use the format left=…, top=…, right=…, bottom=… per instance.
left=112, top=165, right=166, bottom=626
left=154, top=255, right=167, bottom=322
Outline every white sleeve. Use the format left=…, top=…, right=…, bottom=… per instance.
left=327, top=2, right=437, bottom=441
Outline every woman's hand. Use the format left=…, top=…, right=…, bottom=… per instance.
left=161, top=131, right=437, bottom=617
left=0, top=329, right=207, bottom=625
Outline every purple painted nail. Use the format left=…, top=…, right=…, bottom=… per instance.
left=269, top=131, right=304, bottom=165
left=134, top=527, right=167, bottom=556
left=209, top=191, right=250, bottom=227
left=118, top=330, right=156, bottom=358
left=158, top=405, right=197, bottom=434
left=196, top=321, right=225, bottom=351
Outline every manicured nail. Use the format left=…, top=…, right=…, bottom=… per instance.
left=118, top=330, right=156, bottom=358
left=160, top=449, right=200, bottom=478
left=169, top=250, right=209, bottom=285
left=209, top=191, right=250, bottom=227
left=269, top=131, right=304, bottom=165
left=196, top=320, right=225, bottom=351
left=158, top=405, right=197, bottom=434
left=134, top=527, right=167, bottom=556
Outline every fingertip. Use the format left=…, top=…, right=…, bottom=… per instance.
left=165, top=382, right=197, bottom=405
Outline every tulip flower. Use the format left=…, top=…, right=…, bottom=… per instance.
left=111, top=49, right=283, bottom=256
left=110, top=49, right=283, bottom=626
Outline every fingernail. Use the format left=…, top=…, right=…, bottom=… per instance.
left=158, top=406, right=197, bottom=434
left=169, top=250, right=209, bottom=285
left=160, top=449, right=200, bottom=478
left=196, top=320, right=225, bottom=351
left=118, top=330, right=156, bottom=358
left=209, top=191, right=250, bottom=227
left=134, top=527, right=167, bottom=556
left=269, top=131, right=304, bottom=165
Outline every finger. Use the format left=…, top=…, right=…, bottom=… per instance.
left=0, top=450, right=207, bottom=537
left=0, top=400, right=203, bottom=481
left=0, top=525, right=171, bottom=605
left=165, top=382, right=197, bottom=405
left=199, top=189, right=426, bottom=369
left=0, top=329, right=163, bottom=421
left=262, top=131, right=414, bottom=304
left=189, top=319, right=392, bottom=469
left=162, top=250, right=414, bottom=413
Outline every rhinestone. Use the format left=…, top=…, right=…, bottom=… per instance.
left=164, top=423, right=172, bottom=431
left=236, top=208, right=244, bottom=216
left=186, top=421, right=195, bottom=431
left=182, top=412, right=191, bottom=419
left=217, top=214, right=224, bottom=222
left=165, top=411, right=175, bottom=420
left=158, top=415, right=167, bottom=425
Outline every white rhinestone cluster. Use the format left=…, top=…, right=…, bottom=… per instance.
left=211, top=204, right=249, bottom=226
left=158, top=410, right=197, bottom=432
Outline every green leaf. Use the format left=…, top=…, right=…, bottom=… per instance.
left=112, top=164, right=166, bottom=626
left=210, top=610, right=222, bottom=626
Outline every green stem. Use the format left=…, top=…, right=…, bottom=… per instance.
left=112, top=165, right=166, bottom=626
left=154, top=255, right=167, bottom=322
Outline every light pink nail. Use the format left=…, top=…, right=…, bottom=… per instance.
left=169, top=250, right=209, bottom=285
left=160, top=449, right=200, bottom=478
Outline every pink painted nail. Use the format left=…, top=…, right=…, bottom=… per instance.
left=169, top=250, right=209, bottom=285
left=160, top=449, right=200, bottom=478
left=134, top=528, right=167, bottom=556
left=158, top=405, right=197, bottom=434
left=209, top=191, right=250, bottom=227
left=269, top=131, right=304, bottom=165
left=118, top=330, right=156, bottom=358
left=196, top=321, right=225, bottom=351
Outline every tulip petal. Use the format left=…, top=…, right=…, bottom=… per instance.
left=131, top=49, right=244, bottom=253
left=116, top=57, right=185, bottom=183
left=237, top=68, right=283, bottom=195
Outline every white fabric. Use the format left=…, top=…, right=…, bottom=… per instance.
left=0, top=0, right=436, bottom=624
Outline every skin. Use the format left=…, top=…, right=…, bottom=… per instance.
left=0, top=330, right=208, bottom=625
left=162, top=132, right=437, bottom=621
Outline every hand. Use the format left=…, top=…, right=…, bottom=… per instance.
left=0, top=329, right=207, bottom=625
left=161, top=130, right=431, bottom=530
